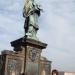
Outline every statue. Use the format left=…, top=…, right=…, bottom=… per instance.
left=23, top=0, right=42, bottom=39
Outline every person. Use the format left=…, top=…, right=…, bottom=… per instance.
left=23, top=0, right=42, bottom=38
left=21, top=73, right=24, bottom=75
left=52, top=69, right=59, bottom=75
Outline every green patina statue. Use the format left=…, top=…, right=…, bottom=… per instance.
left=23, top=0, right=42, bottom=39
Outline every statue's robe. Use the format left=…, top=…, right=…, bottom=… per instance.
left=23, top=0, right=41, bottom=38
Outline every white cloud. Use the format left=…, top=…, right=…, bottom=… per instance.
left=0, top=0, right=24, bottom=50
left=38, top=0, right=75, bottom=71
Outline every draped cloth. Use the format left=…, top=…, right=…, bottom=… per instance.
left=23, top=0, right=42, bottom=39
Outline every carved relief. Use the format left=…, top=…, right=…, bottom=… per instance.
left=7, top=59, right=22, bottom=75
left=29, top=48, right=40, bottom=62
left=26, top=46, right=41, bottom=62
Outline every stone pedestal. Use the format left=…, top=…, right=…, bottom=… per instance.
left=11, top=37, right=47, bottom=75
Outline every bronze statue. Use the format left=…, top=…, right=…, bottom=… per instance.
left=23, top=0, right=42, bottom=39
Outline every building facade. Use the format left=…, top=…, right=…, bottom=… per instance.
left=59, top=71, right=75, bottom=75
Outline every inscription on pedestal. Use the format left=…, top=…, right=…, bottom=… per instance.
left=26, top=62, right=39, bottom=75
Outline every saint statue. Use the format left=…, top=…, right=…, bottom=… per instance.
left=23, top=0, right=42, bottom=39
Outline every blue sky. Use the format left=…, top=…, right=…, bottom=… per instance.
left=0, top=0, right=75, bottom=72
